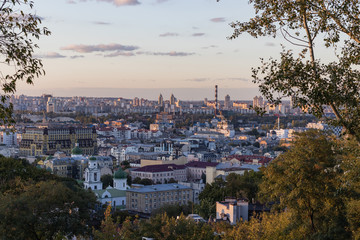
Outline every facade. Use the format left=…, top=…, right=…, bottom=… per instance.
left=93, top=168, right=128, bottom=209
left=131, top=164, right=187, bottom=183
left=19, top=127, right=97, bottom=156
left=83, top=157, right=103, bottom=190
left=185, top=161, right=219, bottom=181
left=216, top=198, right=249, bottom=224
left=126, top=184, right=193, bottom=214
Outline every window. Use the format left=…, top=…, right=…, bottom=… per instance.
left=94, top=173, right=97, bottom=181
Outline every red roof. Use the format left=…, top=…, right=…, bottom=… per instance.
left=132, top=164, right=186, bottom=173
left=185, top=161, right=219, bottom=168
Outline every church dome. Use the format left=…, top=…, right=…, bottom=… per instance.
left=89, top=156, right=97, bottom=161
left=114, top=168, right=127, bottom=179
left=72, top=145, right=83, bottom=155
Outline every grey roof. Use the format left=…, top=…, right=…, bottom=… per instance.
left=127, top=183, right=191, bottom=193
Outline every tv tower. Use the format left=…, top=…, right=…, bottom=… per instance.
left=215, top=85, right=218, bottom=116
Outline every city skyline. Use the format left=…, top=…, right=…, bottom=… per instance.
left=16, top=0, right=288, bottom=99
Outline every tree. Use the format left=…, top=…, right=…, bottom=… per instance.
left=0, top=180, right=98, bottom=239
left=0, top=156, right=98, bottom=239
left=229, top=0, right=360, bottom=142
left=93, top=205, right=120, bottom=240
left=259, top=130, right=350, bottom=237
left=0, top=0, right=50, bottom=126
left=101, top=174, right=113, bottom=189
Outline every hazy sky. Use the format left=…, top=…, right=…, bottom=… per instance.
left=16, top=0, right=286, bottom=100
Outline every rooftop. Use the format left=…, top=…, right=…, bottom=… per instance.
left=132, top=164, right=186, bottom=173
left=127, top=183, right=191, bottom=193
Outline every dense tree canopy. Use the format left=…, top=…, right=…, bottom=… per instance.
left=0, top=0, right=50, bottom=126
left=229, top=0, right=360, bottom=142
left=0, top=156, right=98, bottom=239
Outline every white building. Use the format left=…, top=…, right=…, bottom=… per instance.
left=216, top=198, right=249, bottom=224
left=83, top=157, right=103, bottom=190
left=93, top=168, right=128, bottom=209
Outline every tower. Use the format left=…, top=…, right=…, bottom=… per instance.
left=215, top=85, right=218, bottom=116
left=158, top=93, right=164, bottom=106
left=224, top=94, right=230, bottom=109
left=84, top=156, right=103, bottom=190
left=170, top=94, right=176, bottom=105
left=113, top=168, right=128, bottom=190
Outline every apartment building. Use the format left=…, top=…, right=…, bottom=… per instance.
left=126, top=184, right=193, bottom=214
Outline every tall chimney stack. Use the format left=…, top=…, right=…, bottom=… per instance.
left=215, top=85, right=218, bottom=116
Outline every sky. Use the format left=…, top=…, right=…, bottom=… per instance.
left=16, top=0, right=286, bottom=100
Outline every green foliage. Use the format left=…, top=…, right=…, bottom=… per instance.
left=259, top=130, right=350, bottom=238
left=197, top=171, right=263, bottom=219
left=132, top=177, right=153, bottom=185
left=93, top=205, right=120, bottom=240
left=0, top=156, right=97, bottom=239
left=229, top=0, right=360, bottom=142
left=101, top=174, right=113, bottom=189
left=151, top=203, right=192, bottom=218
left=226, top=171, right=263, bottom=201
left=0, top=0, right=50, bottom=126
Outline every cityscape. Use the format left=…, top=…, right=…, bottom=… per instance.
left=1, top=0, right=360, bottom=239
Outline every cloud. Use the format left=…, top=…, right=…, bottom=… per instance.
left=35, top=52, right=66, bottom=59
left=265, top=42, right=276, bottom=47
left=192, top=33, right=205, bottom=37
left=104, top=51, right=135, bottom=57
left=186, top=78, right=209, bottom=82
left=137, top=51, right=195, bottom=57
left=202, top=45, right=218, bottom=49
left=70, top=55, right=84, bottom=59
left=78, top=0, right=140, bottom=6
left=216, top=77, right=250, bottom=82
left=67, top=0, right=76, bottom=3
left=157, top=0, right=168, bottom=2
left=93, top=21, right=111, bottom=25
left=210, top=17, right=226, bottom=23
left=185, top=77, right=250, bottom=82
left=159, top=32, right=179, bottom=37
left=61, top=43, right=139, bottom=53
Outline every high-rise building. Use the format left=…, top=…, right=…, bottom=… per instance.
left=224, top=94, right=231, bottom=109
left=253, top=96, right=264, bottom=108
left=158, top=93, right=164, bottom=106
left=170, top=94, right=176, bottom=105
left=133, top=97, right=139, bottom=106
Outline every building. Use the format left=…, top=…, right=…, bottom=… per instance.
left=253, top=96, right=264, bottom=108
left=93, top=168, right=128, bottom=209
left=224, top=94, right=231, bottom=109
left=158, top=93, right=164, bottom=106
left=130, top=164, right=187, bottom=183
left=83, top=156, right=103, bottom=190
left=126, top=183, right=193, bottom=214
left=19, top=126, right=97, bottom=156
left=185, top=161, right=219, bottom=181
left=216, top=198, right=249, bottom=224
left=1, top=130, right=17, bottom=146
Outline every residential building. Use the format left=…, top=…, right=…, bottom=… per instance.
left=126, top=184, right=193, bottom=214
left=131, top=164, right=187, bottom=183
left=216, top=198, right=249, bottom=224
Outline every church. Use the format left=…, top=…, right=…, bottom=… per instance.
left=83, top=157, right=128, bottom=209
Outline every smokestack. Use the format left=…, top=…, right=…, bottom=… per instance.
left=215, top=85, right=218, bottom=116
